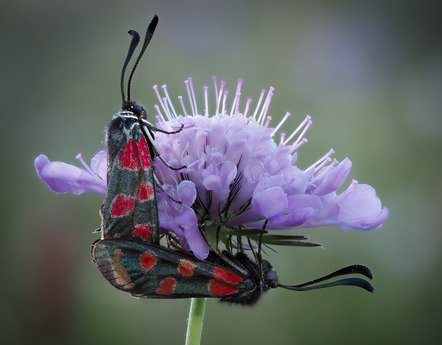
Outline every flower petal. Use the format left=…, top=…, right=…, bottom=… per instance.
left=35, top=154, right=106, bottom=195
left=252, top=187, right=288, bottom=218
left=312, top=158, right=352, bottom=196
left=90, top=150, right=107, bottom=179
left=336, top=182, right=389, bottom=230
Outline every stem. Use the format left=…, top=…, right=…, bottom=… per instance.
left=185, top=298, right=207, bottom=345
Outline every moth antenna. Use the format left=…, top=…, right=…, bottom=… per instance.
left=279, top=264, right=374, bottom=293
left=127, top=15, right=159, bottom=101
left=120, top=30, right=140, bottom=103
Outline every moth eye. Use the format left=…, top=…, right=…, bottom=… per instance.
left=132, top=102, right=144, bottom=116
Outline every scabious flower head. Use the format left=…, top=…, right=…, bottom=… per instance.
left=35, top=77, right=388, bottom=259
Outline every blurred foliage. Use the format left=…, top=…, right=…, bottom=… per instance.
left=1, top=0, right=441, bottom=344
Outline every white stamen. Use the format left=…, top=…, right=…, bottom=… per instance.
left=283, top=115, right=312, bottom=145
left=243, top=98, right=252, bottom=117
left=258, top=87, right=274, bottom=125
left=162, top=97, right=172, bottom=120
left=162, top=85, right=178, bottom=118
left=263, top=116, right=272, bottom=130
left=153, top=85, right=169, bottom=119
left=178, top=95, right=188, bottom=117
left=154, top=105, right=166, bottom=122
left=292, top=118, right=312, bottom=148
left=279, top=132, right=286, bottom=145
left=213, top=76, right=219, bottom=103
left=216, top=80, right=226, bottom=116
left=252, top=89, right=266, bottom=120
left=203, top=85, right=209, bottom=116
left=153, top=85, right=170, bottom=120
left=185, top=79, right=196, bottom=116
left=188, top=77, right=198, bottom=115
left=222, top=90, right=228, bottom=115
left=290, top=137, right=307, bottom=152
left=314, top=159, right=338, bottom=179
left=272, top=112, right=291, bottom=136
left=257, top=87, right=272, bottom=125
left=347, top=179, right=358, bottom=189
left=306, top=149, right=335, bottom=173
left=76, top=154, right=95, bottom=176
left=230, top=79, right=243, bottom=116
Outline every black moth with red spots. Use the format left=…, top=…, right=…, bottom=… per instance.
left=92, top=239, right=374, bottom=306
left=99, top=16, right=161, bottom=244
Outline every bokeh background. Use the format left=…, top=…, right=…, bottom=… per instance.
left=2, top=0, right=441, bottom=344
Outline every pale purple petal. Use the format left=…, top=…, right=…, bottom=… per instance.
left=252, top=187, right=288, bottom=218
left=311, top=158, right=352, bottom=196
left=267, top=194, right=322, bottom=228
left=35, top=154, right=106, bottom=195
left=335, top=182, right=389, bottom=230
left=90, top=150, right=107, bottom=181
left=157, top=182, right=209, bottom=259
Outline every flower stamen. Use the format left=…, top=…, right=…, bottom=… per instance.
left=283, top=115, right=312, bottom=146
left=257, top=87, right=274, bottom=125
left=230, top=79, right=243, bottom=116
left=306, top=148, right=335, bottom=173
left=178, top=95, right=188, bottom=117
left=76, top=154, right=95, bottom=175
left=162, top=84, right=178, bottom=118
left=272, top=111, right=291, bottom=137
left=243, top=98, right=252, bottom=117
left=252, top=89, right=266, bottom=120
left=203, top=85, right=209, bottom=116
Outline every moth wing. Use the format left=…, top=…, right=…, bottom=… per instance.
left=92, top=239, right=250, bottom=299
left=101, top=117, right=159, bottom=243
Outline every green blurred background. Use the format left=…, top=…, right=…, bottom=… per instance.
left=2, top=0, right=441, bottom=344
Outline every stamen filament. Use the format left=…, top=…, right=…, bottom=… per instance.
left=178, top=95, right=188, bottom=117
left=204, top=85, right=209, bottom=116
left=306, top=149, right=335, bottom=173
left=76, top=154, right=95, bottom=175
left=162, top=85, right=178, bottom=118
left=252, top=89, right=266, bottom=120
left=272, top=112, right=291, bottom=136
left=283, top=115, right=311, bottom=145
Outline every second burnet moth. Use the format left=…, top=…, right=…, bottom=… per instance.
left=93, top=238, right=374, bottom=306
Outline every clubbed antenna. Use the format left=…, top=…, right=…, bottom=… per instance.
left=279, top=264, right=375, bottom=293
left=120, top=30, right=140, bottom=103
left=127, top=15, right=159, bottom=101
left=120, top=15, right=159, bottom=103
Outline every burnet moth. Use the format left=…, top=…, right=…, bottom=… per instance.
left=91, top=15, right=375, bottom=306
left=96, top=15, right=182, bottom=245
left=93, top=238, right=374, bottom=305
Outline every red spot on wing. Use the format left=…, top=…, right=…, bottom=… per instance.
left=178, top=259, right=196, bottom=277
left=213, top=267, right=244, bottom=283
left=157, top=277, right=177, bottom=295
left=138, top=182, right=154, bottom=201
left=209, top=279, right=238, bottom=296
left=133, top=224, right=153, bottom=241
left=119, top=137, right=151, bottom=170
left=139, top=253, right=157, bottom=271
left=111, top=194, right=136, bottom=217
left=138, top=137, right=151, bottom=169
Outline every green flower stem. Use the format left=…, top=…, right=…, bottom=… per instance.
left=185, top=298, right=207, bottom=345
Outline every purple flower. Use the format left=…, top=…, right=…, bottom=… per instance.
left=35, top=77, right=388, bottom=259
